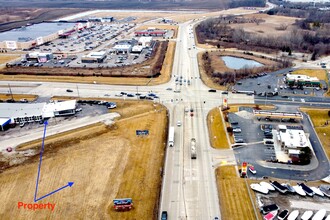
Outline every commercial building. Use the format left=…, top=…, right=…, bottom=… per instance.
left=285, top=74, right=320, bottom=87
left=113, top=44, right=132, bottom=54
left=0, top=100, right=77, bottom=130
left=138, top=37, right=153, bottom=48
left=43, top=100, right=77, bottom=117
left=131, top=45, right=144, bottom=53
left=277, top=125, right=309, bottom=151
left=26, top=52, right=53, bottom=63
left=134, top=30, right=166, bottom=37
left=81, top=51, right=107, bottom=63
left=0, top=22, right=91, bottom=50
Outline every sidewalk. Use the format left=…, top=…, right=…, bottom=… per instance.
left=0, top=113, right=120, bottom=151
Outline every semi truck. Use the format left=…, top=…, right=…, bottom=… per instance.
left=168, top=126, right=174, bottom=147
left=191, top=138, right=197, bottom=159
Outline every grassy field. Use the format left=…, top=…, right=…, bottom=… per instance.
left=0, top=54, right=21, bottom=65
left=216, top=166, right=261, bottom=220
left=300, top=108, right=330, bottom=159
left=292, top=69, right=328, bottom=82
left=0, top=93, right=38, bottom=101
left=0, top=101, right=167, bottom=219
left=207, top=107, right=230, bottom=149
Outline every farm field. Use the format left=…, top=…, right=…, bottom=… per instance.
left=0, top=101, right=167, bottom=219
left=300, top=108, right=330, bottom=159
left=216, top=165, right=261, bottom=220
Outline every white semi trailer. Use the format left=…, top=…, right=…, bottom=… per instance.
left=191, top=138, right=197, bottom=159
left=168, top=126, right=175, bottom=147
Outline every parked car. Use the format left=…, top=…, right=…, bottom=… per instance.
left=66, top=89, right=73, bottom=92
left=177, top=121, right=182, bottom=127
left=208, top=89, right=216, bottom=92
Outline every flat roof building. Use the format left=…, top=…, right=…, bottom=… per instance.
left=134, top=30, right=166, bottom=37
left=285, top=74, right=320, bottom=87
left=26, top=52, right=53, bottom=63
left=113, top=44, right=132, bottom=54
left=81, top=51, right=107, bottom=63
left=138, top=37, right=153, bottom=48
left=278, top=125, right=309, bottom=150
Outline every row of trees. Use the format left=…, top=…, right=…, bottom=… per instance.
left=202, top=51, right=292, bottom=86
left=196, top=15, right=330, bottom=59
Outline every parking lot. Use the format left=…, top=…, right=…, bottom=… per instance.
left=233, top=68, right=327, bottom=97
left=226, top=105, right=329, bottom=181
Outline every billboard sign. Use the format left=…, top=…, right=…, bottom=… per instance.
left=136, top=130, right=149, bottom=136
left=5, top=41, right=17, bottom=49
left=36, top=37, right=44, bottom=45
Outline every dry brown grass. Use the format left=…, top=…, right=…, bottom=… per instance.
left=198, top=52, right=227, bottom=90
left=216, top=166, right=261, bottom=220
left=227, top=104, right=275, bottom=113
left=229, top=14, right=299, bottom=37
left=292, top=69, right=328, bottom=82
left=0, top=54, right=21, bottom=65
left=207, top=107, right=230, bottom=149
left=160, top=41, right=176, bottom=78
left=300, top=108, right=330, bottom=159
left=0, top=101, right=167, bottom=220
left=0, top=93, right=38, bottom=101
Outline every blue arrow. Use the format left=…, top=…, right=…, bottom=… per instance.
left=35, top=182, right=74, bottom=202
left=34, top=120, right=74, bottom=202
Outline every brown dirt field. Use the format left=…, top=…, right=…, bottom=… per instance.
left=0, top=93, right=38, bottom=101
left=300, top=108, right=330, bottom=159
left=216, top=166, right=261, bottom=220
left=207, top=107, right=230, bottom=149
left=0, top=101, right=167, bottom=220
left=229, top=14, right=299, bottom=37
left=0, top=42, right=175, bottom=86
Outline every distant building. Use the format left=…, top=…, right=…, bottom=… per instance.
left=134, top=29, right=166, bottom=37
left=113, top=44, right=132, bottom=54
left=26, top=52, right=53, bottom=63
left=285, top=74, right=320, bottom=87
left=138, top=37, right=153, bottom=48
left=131, top=45, right=144, bottom=53
left=81, top=51, right=107, bottom=63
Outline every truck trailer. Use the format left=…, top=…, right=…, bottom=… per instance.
left=168, top=126, right=174, bottom=147
left=191, top=138, right=197, bottom=159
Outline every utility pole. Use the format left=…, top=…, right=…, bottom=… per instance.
left=8, top=84, right=14, bottom=101
left=76, top=84, right=80, bottom=98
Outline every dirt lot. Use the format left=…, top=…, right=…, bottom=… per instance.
left=216, top=165, right=261, bottom=220
left=300, top=108, right=330, bottom=159
left=0, top=41, right=175, bottom=86
left=0, top=101, right=167, bottom=219
left=229, top=14, right=299, bottom=37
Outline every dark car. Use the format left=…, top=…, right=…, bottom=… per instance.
left=221, top=91, right=228, bottom=94
left=208, top=89, right=216, bottom=93
left=127, top=94, right=134, bottom=97
left=161, top=211, right=168, bottom=220
left=66, top=89, right=73, bottom=92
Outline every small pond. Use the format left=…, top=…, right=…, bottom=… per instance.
left=221, top=56, right=264, bottom=69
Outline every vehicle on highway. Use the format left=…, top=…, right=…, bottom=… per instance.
left=161, top=211, right=168, bottom=220
left=127, top=93, right=134, bottom=97
left=191, top=138, right=197, bottom=159
left=177, top=121, right=182, bottom=127
left=66, top=89, right=73, bottom=92
left=248, top=165, right=256, bottom=174
left=120, top=92, right=127, bottom=95
left=19, top=98, right=28, bottom=103
left=166, top=88, right=172, bottom=91
left=168, top=126, right=174, bottom=147
left=208, top=89, right=216, bottom=92
left=222, top=91, right=228, bottom=94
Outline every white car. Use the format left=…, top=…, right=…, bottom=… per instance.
left=177, top=121, right=182, bottom=127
